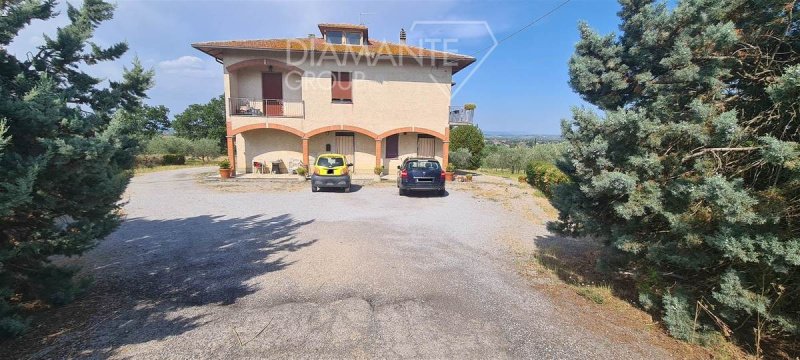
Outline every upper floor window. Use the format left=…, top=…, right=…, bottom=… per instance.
left=331, top=72, right=352, bottom=103
left=326, top=31, right=343, bottom=44
left=345, top=32, right=361, bottom=45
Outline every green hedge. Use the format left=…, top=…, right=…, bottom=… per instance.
left=161, top=154, right=186, bottom=165
left=525, top=161, right=570, bottom=197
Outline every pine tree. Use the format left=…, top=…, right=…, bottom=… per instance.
left=0, top=0, right=153, bottom=337
left=555, top=0, right=799, bottom=353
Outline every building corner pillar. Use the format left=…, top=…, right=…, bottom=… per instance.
left=375, top=138, right=382, bottom=168
left=302, top=138, right=310, bottom=168
left=226, top=135, right=236, bottom=177
left=442, top=127, right=451, bottom=170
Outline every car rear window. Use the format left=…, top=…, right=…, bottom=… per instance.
left=406, top=160, right=440, bottom=170
left=317, top=157, right=344, bottom=167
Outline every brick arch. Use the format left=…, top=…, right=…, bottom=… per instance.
left=378, top=127, right=446, bottom=141
left=226, top=58, right=304, bottom=74
left=305, top=125, right=378, bottom=139
left=228, top=123, right=304, bottom=138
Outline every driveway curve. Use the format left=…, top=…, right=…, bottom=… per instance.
left=8, top=168, right=681, bottom=359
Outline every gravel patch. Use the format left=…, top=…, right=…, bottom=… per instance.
left=5, top=167, right=680, bottom=359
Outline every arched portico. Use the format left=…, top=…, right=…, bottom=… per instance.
left=377, top=127, right=450, bottom=171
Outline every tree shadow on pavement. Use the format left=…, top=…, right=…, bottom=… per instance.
left=3, top=214, right=315, bottom=359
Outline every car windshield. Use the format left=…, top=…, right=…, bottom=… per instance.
left=317, top=157, right=344, bottom=167
left=406, top=160, right=440, bottom=170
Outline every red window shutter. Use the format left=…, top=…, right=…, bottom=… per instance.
left=385, top=134, right=399, bottom=158
left=331, top=72, right=352, bottom=101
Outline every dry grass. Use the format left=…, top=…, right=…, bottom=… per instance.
left=133, top=158, right=220, bottom=175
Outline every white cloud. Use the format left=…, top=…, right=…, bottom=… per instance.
left=157, top=56, right=220, bottom=78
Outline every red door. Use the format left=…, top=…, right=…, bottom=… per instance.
left=261, top=73, right=283, bottom=116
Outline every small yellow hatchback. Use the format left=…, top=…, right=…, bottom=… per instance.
left=311, top=154, right=352, bottom=192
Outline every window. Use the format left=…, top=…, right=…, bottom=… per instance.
left=317, top=156, right=344, bottom=167
left=405, top=160, right=440, bottom=170
left=326, top=31, right=343, bottom=44
left=331, top=72, right=352, bottom=103
left=417, top=134, right=435, bottom=158
left=385, top=134, right=399, bottom=159
left=345, top=32, right=361, bottom=45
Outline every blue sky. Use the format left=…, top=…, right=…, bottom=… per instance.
left=8, top=0, right=623, bottom=135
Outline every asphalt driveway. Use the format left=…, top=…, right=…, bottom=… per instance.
left=9, top=168, right=680, bottom=359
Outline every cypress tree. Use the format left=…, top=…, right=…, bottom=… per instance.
left=555, top=0, right=799, bottom=353
left=0, top=0, right=153, bottom=337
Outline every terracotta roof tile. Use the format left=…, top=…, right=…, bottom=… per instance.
left=192, top=37, right=476, bottom=72
left=317, top=23, right=368, bottom=31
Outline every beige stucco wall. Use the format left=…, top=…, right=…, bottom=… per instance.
left=236, top=129, right=303, bottom=173
left=307, top=132, right=376, bottom=174
left=223, top=49, right=452, bottom=136
left=382, top=133, right=443, bottom=173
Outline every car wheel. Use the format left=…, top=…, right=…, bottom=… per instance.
left=399, top=188, right=405, bottom=196
left=311, top=185, right=318, bottom=192
left=438, top=189, right=446, bottom=196
left=344, top=185, right=351, bottom=193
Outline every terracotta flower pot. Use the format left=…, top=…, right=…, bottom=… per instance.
left=219, top=168, right=232, bottom=179
left=445, top=172, right=455, bottom=181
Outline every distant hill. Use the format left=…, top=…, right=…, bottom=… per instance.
left=483, top=131, right=562, bottom=141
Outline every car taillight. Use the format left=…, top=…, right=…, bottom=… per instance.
left=441, top=171, right=446, bottom=180
left=401, top=169, right=408, bottom=179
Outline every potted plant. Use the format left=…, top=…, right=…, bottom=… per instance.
left=218, top=159, right=232, bottom=179
left=374, top=165, right=384, bottom=176
left=445, top=163, right=455, bottom=181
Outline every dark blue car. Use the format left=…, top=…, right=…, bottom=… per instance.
left=397, top=158, right=446, bottom=196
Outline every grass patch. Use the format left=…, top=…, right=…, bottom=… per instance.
left=575, top=285, right=612, bottom=304
left=477, top=168, right=525, bottom=181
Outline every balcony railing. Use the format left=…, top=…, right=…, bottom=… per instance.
left=449, top=106, right=475, bottom=125
left=229, top=98, right=305, bottom=118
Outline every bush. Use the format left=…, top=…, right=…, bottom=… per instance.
left=161, top=154, right=186, bottom=165
left=556, top=0, right=800, bottom=354
left=296, top=166, right=307, bottom=176
left=188, top=138, right=221, bottom=163
left=145, top=136, right=192, bottom=156
left=525, top=161, right=570, bottom=197
left=450, top=126, right=485, bottom=169
left=449, top=148, right=472, bottom=170
left=373, top=166, right=384, bottom=175
left=134, top=155, right=162, bottom=168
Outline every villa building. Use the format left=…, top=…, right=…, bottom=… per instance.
left=192, top=23, right=476, bottom=175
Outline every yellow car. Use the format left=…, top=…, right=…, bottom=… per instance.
left=311, top=154, right=352, bottom=192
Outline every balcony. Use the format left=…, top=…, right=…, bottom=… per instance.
left=449, top=105, right=475, bottom=125
left=229, top=98, right=305, bottom=118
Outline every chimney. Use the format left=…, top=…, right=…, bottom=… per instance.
left=399, top=28, right=407, bottom=44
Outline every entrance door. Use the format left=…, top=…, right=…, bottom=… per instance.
left=261, top=72, right=283, bottom=116
left=335, top=132, right=355, bottom=167
left=417, top=135, right=435, bottom=158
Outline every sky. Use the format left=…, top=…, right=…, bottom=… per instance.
left=7, top=0, right=624, bottom=135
